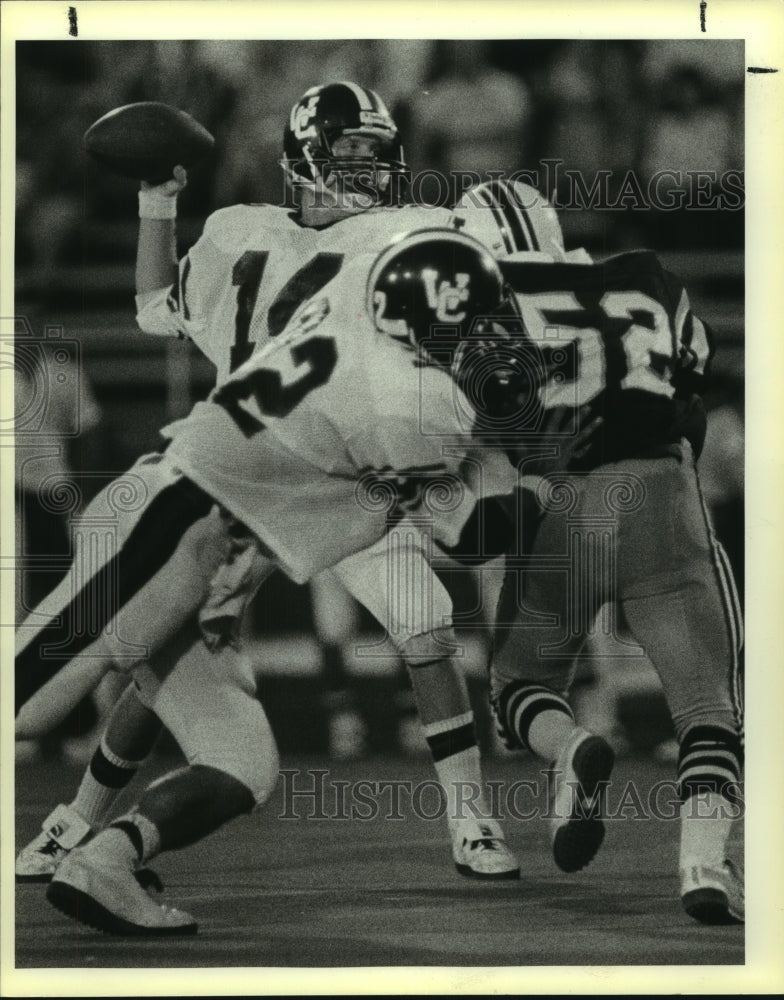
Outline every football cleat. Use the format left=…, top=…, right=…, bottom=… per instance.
left=549, top=727, right=615, bottom=873
left=47, top=847, right=196, bottom=936
left=680, top=859, right=744, bottom=925
left=16, top=802, right=163, bottom=891
left=16, top=803, right=92, bottom=883
left=452, top=818, right=521, bottom=880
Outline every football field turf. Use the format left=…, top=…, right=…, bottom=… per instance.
left=15, top=752, right=744, bottom=972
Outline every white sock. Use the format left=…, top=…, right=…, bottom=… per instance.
left=81, top=812, right=161, bottom=867
left=71, top=735, right=141, bottom=828
left=680, top=791, right=734, bottom=868
left=422, top=712, right=486, bottom=828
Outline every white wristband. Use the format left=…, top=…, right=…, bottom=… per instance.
left=138, top=188, right=178, bottom=220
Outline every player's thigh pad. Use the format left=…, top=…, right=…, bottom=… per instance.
left=490, top=443, right=741, bottom=702
left=330, top=522, right=453, bottom=648
left=100, top=503, right=236, bottom=670
left=199, top=528, right=277, bottom=649
left=135, top=638, right=279, bottom=805
left=525, top=443, right=734, bottom=603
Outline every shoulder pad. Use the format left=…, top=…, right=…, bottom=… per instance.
left=202, top=203, right=295, bottom=241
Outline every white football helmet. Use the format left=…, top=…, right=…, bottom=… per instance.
left=453, top=179, right=566, bottom=262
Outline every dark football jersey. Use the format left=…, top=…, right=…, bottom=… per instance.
left=499, top=250, right=715, bottom=467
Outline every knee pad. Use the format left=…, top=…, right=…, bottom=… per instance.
left=137, top=639, right=280, bottom=806
left=177, top=688, right=280, bottom=807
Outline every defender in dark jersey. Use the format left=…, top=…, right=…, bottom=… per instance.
left=481, top=244, right=744, bottom=925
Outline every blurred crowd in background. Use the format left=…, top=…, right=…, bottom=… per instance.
left=16, top=38, right=744, bottom=265
left=14, top=39, right=745, bottom=761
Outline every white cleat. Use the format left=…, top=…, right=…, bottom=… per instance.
left=16, top=804, right=92, bottom=883
left=46, top=848, right=196, bottom=936
left=680, top=859, right=744, bottom=925
left=16, top=803, right=163, bottom=891
left=452, top=818, right=521, bottom=880
left=550, top=727, right=615, bottom=873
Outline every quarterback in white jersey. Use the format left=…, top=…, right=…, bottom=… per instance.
left=16, top=85, right=536, bottom=922
left=137, top=200, right=455, bottom=384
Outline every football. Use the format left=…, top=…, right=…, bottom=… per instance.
left=84, top=102, right=215, bottom=184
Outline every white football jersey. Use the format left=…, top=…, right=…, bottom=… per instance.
left=162, top=256, right=495, bottom=583
left=136, top=203, right=456, bottom=384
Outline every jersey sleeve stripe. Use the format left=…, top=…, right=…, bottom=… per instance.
left=179, top=256, right=192, bottom=321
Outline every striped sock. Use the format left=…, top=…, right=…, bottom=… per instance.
left=422, top=712, right=483, bottom=824
left=70, top=735, right=142, bottom=828
left=678, top=726, right=743, bottom=869
left=80, top=812, right=162, bottom=868
left=108, top=812, right=162, bottom=865
left=677, top=725, right=743, bottom=803
left=494, top=681, right=576, bottom=760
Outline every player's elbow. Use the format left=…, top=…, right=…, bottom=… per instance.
left=134, top=288, right=183, bottom=338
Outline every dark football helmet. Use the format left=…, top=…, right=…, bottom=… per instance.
left=366, top=229, right=545, bottom=430
left=366, top=228, right=543, bottom=425
left=366, top=228, right=505, bottom=346
left=282, top=81, right=407, bottom=205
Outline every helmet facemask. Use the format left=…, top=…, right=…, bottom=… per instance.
left=302, top=131, right=407, bottom=210
left=450, top=303, right=545, bottom=429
